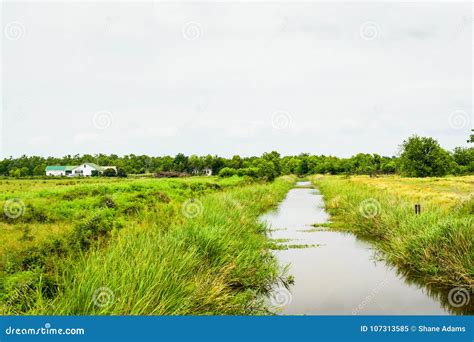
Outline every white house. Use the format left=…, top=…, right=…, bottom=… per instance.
left=45, top=165, right=76, bottom=176
left=191, top=167, right=213, bottom=176
left=45, top=163, right=117, bottom=177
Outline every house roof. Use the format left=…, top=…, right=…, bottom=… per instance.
left=100, top=166, right=117, bottom=171
left=45, top=165, right=77, bottom=171
left=86, top=163, right=101, bottom=169
left=46, top=163, right=116, bottom=172
left=72, top=163, right=101, bottom=170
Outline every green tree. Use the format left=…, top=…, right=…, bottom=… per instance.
left=296, top=154, right=309, bottom=175
left=255, top=160, right=277, bottom=181
left=399, top=136, right=453, bottom=177
left=262, top=151, right=281, bottom=175
left=117, top=168, right=128, bottom=178
left=173, top=153, right=189, bottom=173
left=19, top=167, right=30, bottom=177
left=33, top=164, right=46, bottom=176
left=228, top=155, right=243, bottom=169
left=452, top=147, right=474, bottom=174
left=9, top=168, right=21, bottom=178
left=103, top=168, right=117, bottom=177
left=188, top=155, right=203, bottom=174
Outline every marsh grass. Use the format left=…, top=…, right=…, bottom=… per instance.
left=311, top=175, right=473, bottom=288
left=0, top=176, right=295, bottom=314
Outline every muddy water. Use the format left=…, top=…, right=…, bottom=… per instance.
left=261, top=181, right=450, bottom=315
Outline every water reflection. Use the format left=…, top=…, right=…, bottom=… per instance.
left=261, top=181, right=471, bottom=315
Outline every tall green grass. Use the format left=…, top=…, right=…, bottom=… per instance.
left=23, top=176, right=295, bottom=315
left=311, top=175, right=473, bottom=288
left=0, top=176, right=255, bottom=314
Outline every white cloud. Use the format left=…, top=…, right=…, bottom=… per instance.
left=1, top=2, right=471, bottom=158
left=73, top=133, right=101, bottom=144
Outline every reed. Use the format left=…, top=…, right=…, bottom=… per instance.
left=310, top=175, right=473, bottom=288
left=0, top=176, right=295, bottom=314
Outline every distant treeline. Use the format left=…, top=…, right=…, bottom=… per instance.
left=1, top=135, right=473, bottom=179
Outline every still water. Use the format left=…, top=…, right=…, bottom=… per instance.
left=260, top=181, right=451, bottom=315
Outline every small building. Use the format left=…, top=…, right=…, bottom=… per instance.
left=191, top=168, right=213, bottom=176
left=45, top=163, right=117, bottom=177
left=71, top=163, right=101, bottom=177
left=45, top=165, right=77, bottom=177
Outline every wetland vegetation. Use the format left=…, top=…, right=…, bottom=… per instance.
left=0, top=135, right=472, bottom=314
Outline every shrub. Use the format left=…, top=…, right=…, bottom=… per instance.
left=117, top=168, right=128, bottom=178
left=99, top=195, right=117, bottom=209
left=218, top=167, right=237, bottom=177
left=103, top=168, right=117, bottom=177
left=70, top=211, right=118, bottom=251
left=237, top=167, right=259, bottom=178
left=256, top=161, right=278, bottom=181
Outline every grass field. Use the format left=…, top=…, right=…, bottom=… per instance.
left=0, top=177, right=245, bottom=257
left=2, top=174, right=472, bottom=315
left=310, top=175, right=474, bottom=289
left=0, top=176, right=295, bottom=314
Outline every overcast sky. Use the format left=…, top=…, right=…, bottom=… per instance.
left=1, top=1, right=472, bottom=158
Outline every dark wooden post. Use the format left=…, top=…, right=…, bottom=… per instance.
left=415, top=204, right=421, bottom=214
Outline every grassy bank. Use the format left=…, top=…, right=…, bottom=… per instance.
left=1, top=176, right=295, bottom=314
left=0, top=176, right=249, bottom=315
left=0, top=176, right=247, bottom=263
left=310, top=175, right=473, bottom=289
